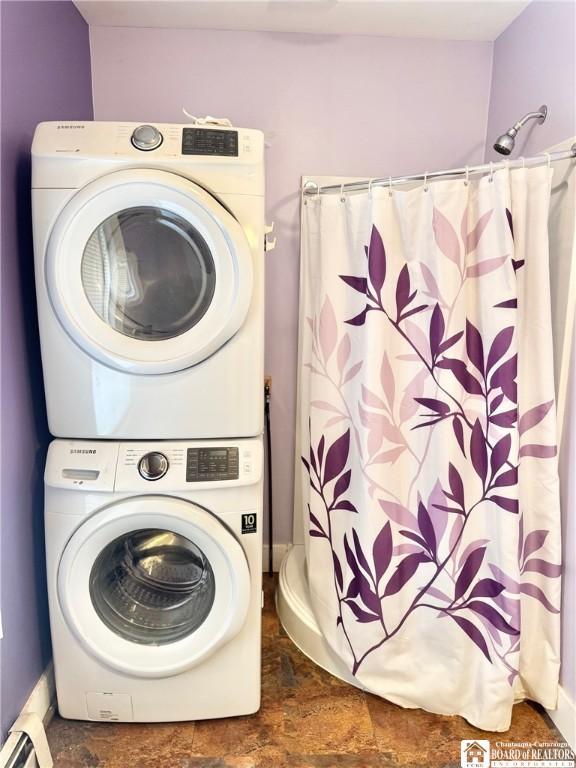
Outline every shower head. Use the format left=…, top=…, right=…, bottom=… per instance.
left=493, top=131, right=516, bottom=156
left=493, top=105, right=547, bottom=155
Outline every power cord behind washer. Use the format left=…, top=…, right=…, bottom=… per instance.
left=264, top=380, right=273, bottom=576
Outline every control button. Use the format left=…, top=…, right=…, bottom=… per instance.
left=243, top=462, right=252, bottom=474
left=138, top=452, right=169, bottom=481
left=131, top=124, right=163, bottom=151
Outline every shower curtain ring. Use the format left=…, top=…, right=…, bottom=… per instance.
left=340, top=183, right=345, bottom=202
left=423, top=172, right=428, bottom=192
left=464, top=166, right=470, bottom=186
left=388, top=176, right=393, bottom=196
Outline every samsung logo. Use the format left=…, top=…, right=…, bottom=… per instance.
left=70, top=449, right=96, bottom=454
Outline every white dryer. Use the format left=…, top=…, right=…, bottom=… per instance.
left=45, top=437, right=262, bottom=722
left=32, top=121, right=265, bottom=439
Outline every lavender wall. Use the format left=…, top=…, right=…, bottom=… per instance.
left=90, top=27, right=493, bottom=546
left=0, top=1, right=92, bottom=740
left=485, top=0, right=575, bottom=159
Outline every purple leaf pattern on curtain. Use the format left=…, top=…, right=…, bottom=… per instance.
left=301, top=175, right=560, bottom=728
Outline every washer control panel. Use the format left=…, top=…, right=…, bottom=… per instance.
left=186, top=447, right=238, bottom=482
left=46, top=440, right=262, bottom=491
left=182, top=127, right=238, bottom=156
left=116, top=440, right=261, bottom=491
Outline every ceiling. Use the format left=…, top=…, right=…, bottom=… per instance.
left=73, top=0, right=532, bottom=42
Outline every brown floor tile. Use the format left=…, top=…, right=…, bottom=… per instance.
left=280, top=687, right=379, bottom=756
left=179, top=752, right=287, bottom=768
left=262, top=607, right=280, bottom=640
left=190, top=706, right=284, bottom=761
left=275, top=637, right=350, bottom=696
left=260, top=641, right=282, bottom=701
left=287, top=755, right=396, bottom=768
left=171, top=760, right=285, bottom=768
left=262, top=576, right=282, bottom=646
left=48, top=718, right=196, bottom=768
left=366, top=694, right=561, bottom=767
left=177, top=761, right=240, bottom=768
left=46, top=574, right=563, bottom=768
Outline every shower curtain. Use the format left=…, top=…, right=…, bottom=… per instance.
left=299, top=166, right=561, bottom=731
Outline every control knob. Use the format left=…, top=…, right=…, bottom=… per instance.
left=138, top=452, right=169, bottom=481
left=131, top=124, right=163, bottom=151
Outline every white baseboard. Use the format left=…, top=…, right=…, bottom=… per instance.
left=547, top=685, right=576, bottom=750
left=21, top=663, right=55, bottom=724
left=0, top=664, right=55, bottom=766
left=262, top=543, right=290, bottom=572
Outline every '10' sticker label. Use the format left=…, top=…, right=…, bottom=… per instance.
left=242, top=514, right=257, bottom=534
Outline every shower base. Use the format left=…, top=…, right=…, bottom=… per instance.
left=276, top=544, right=361, bottom=688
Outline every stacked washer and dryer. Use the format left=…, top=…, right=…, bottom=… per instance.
left=32, top=121, right=266, bottom=722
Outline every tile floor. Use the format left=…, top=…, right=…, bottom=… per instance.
left=47, top=576, right=563, bottom=768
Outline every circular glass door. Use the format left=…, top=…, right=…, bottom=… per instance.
left=46, top=169, right=254, bottom=374
left=90, top=528, right=216, bottom=645
left=81, top=207, right=216, bottom=341
left=58, top=497, right=251, bottom=677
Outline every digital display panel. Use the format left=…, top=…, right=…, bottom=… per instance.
left=182, top=128, right=238, bottom=156
left=186, top=447, right=239, bottom=482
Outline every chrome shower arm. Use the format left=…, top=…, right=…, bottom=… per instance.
left=494, top=104, right=548, bottom=155
left=509, top=105, right=548, bottom=136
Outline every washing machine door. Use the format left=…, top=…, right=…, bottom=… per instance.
left=57, top=496, right=251, bottom=677
left=46, top=169, right=253, bottom=374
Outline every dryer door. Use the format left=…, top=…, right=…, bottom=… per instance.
left=46, top=169, right=253, bottom=374
left=58, top=496, right=251, bottom=677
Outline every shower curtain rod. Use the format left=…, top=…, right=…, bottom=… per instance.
left=302, top=143, right=576, bottom=196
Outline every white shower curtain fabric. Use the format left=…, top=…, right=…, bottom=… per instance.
left=299, top=166, right=561, bottom=731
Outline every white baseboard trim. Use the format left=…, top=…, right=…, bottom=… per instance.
left=547, top=685, right=576, bottom=750
left=21, top=663, right=56, bottom=724
left=262, top=543, right=290, bottom=572
left=0, top=664, right=55, bottom=766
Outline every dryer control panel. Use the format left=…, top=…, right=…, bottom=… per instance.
left=32, top=122, right=265, bottom=196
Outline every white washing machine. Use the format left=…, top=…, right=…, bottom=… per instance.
left=45, top=437, right=262, bottom=722
left=32, top=121, right=265, bottom=439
